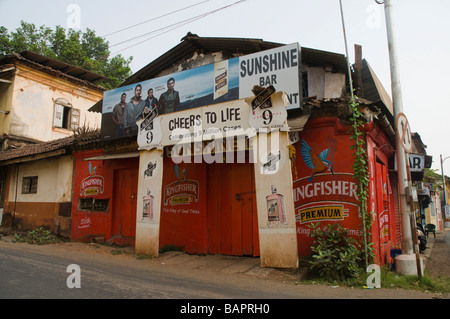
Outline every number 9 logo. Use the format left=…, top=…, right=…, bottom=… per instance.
left=146, top=131, right=153, bottom=144
left=262, top=110, right=273, bottom=125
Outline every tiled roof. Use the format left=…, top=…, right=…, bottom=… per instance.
left=0, top=130, right=137, bottom=164
left=0, top=52, right=105, bottom=92
left=0, top=136, right=76, bottom=162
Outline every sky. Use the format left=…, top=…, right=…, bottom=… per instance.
left=1, top=0, right=449, bottom=173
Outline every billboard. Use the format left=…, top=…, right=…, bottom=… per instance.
left=100, top=43, right=301, bottom=140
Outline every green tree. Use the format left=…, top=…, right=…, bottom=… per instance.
left=0, top=21, right=132, bottom=89
left=424, top=168, right=441, bottom=180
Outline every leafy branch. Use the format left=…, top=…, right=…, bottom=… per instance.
left=0, top=21, right=133, bottom=89
left=348, top=97, right=374, bottom=266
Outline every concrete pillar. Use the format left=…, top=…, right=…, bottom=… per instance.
left=253, top=130, right=299, bottom=268
left=395, top=254, right=423, bottom=276
left=135, top=148, right=164, bottom=256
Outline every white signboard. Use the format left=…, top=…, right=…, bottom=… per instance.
left=247, top=92, right=289, bottom=131
left=137, top=91, right=289, bottom=151
left=409, top=153, right=425, bottom=172
left=239, top=43, right=301, bottom=110
left=393, top=153, right=425, bottom=172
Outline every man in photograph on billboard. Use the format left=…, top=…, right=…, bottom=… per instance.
left=112, top=92, right=127, bottom=138
left=123, top=84, right=145, bottom=136
left=158, top=77, right=180, bottom=114
left=144, top=88, right=158, bottom=115
left=140, top=88, right=158, bottom=131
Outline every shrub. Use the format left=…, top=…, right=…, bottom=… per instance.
left=308, top=222, right=361, bottom=281
left=14, top=226, right=58, bottom=245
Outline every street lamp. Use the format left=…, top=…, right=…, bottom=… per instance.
left=440, top=154, right=450, bottom=228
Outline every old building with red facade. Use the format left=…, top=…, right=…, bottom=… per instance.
left=1, top=34, right=408, bottom=269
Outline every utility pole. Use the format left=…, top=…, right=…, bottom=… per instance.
left=381, top=0, right=420, bottom=275
left=440, top=154, right=450, bottom=228
left=441, top=155, right=447, bottom=204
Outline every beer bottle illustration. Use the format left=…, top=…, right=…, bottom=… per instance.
left=213, top=60, right=228, bottom=100
left=266, top=185, right=286, bottom=224
left=143, top=189, right=154, bottom=220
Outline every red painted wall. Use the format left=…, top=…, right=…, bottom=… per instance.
left=292, top=116, right=398, bottom=266
left=71, top=150, right=139, bottom=243
left=292, top=117, right=363, bottom=258
left=159, top=153, right=208, bottom=254
left=159, top=147, right=258, bottom=256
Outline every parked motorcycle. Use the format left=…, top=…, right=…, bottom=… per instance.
left=417, top=223, right=427, bottom=253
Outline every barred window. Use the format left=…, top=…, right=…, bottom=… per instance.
left=78, top=198, right=109, bottom=212
left=22, top=176, right=38, bottom=194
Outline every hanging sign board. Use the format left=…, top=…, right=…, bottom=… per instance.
left=251, top=85, right=276, bottom=110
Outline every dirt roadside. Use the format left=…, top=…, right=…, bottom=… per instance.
left=421, top=228, right=450, bottom=278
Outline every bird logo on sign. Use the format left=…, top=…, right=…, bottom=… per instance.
left=88, top=161, right=97, bottom=176
left=300, top=140, right=334, bottom=182
left=174, top=163, right=186, bottom=182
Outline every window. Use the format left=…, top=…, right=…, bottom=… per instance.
left=58, top=202, right=72, bottom=217
left=53, top=98, right=80, bottom=130
left=78, top=198, right=109, bottom=212
left=22, top=176, right=38, bottom=194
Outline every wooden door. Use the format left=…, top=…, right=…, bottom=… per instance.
left=112, top=168, right=138, bottom=237
left=207, top=163, right=259, bottom=256
left=375, top=161, right=391, bottom=264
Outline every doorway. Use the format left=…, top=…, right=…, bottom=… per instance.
left=206, top=162, right=259, bottom=256
left=375, top=160, right=392, bottom=265
left=112, top=168, right=138, bottom=238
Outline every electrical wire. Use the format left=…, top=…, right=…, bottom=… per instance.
left=101, top=0, right=211, bottom=38
left=109, top=0, right=247, bottom=49
left=0, top=0, right=247, bottom=96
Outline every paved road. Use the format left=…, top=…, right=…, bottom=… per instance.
left=0, top=237, right=444, bottom=305
left=0, top=240, right=312, bottom=300
left=1, top=245, right=270, bottom=299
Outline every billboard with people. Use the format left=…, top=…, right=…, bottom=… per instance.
left=100, top=43, right=301, bottom=139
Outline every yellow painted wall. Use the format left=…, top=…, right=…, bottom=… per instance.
left=7, top=64, right=102, bottom=142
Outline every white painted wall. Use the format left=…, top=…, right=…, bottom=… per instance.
left=302, top=64, right=346, bottom=99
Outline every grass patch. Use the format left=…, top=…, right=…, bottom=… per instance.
left=380, top=271, right=450, bottom=294
left=300, top=264, right=450, bottom=295
left=14, top=227, right=61, bottom=245
left=111, top=249, right=124, bottom=255
left=136, top=254, right=154, bottom=260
